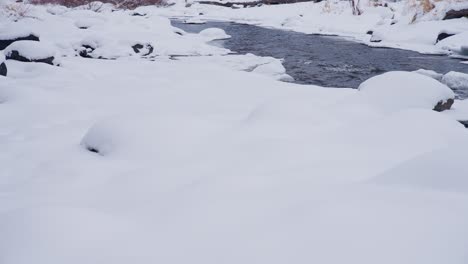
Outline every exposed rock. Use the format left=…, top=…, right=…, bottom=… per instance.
left=6, top=50, right=54, bottom=65
left=459, top=120, right=468, bottom=128
left=0, top=62, right=6, bottom=77
left=366, top=30, right=373, bottom=35
left=436, top=31, right=455, bottom=43
left=433, top=98, right=454, bottom=112
left=78, top=45, right=95, bottom=58
left=131, top=12, right=146, bottom=16
left=132, top=43, right=154, bottom=56
left=0, top=34, right=39, bottom=50
left=443, top=8, right=468, bottom=20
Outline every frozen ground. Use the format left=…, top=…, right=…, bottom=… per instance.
left=1, top=2, right=468, bottom=264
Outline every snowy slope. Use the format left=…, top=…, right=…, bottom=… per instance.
left=1, top=3, right=468, bottom=264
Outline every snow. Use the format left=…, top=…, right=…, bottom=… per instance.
left=4, top=40, right=56, bottom=60
left=358, top=71, right=455, bottom=112
left=0, top=26, right=38, bottom=41
left=1, top=3, right=468, bottom=264
left=199, top=27, right=231, bottom=40
left=413, top=68, right=443, bottom=81
left=442, top=71, right=468, bottom=93
left=0, top=52, right=5, bottom=64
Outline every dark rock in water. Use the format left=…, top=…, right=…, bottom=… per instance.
left=0, top=34, right=39, bottom=50
left=460, top=46, right=468, bottom=56
left=0, top=62, right=6, bottom=76
left=436, top=31, right=455, bottom=43
left=132, top=43, right=154, bottom=56
left=6, top=50, right=54, bottom=65
left=459, top=120, right=468, bottom=128
left=79, top=27, right=88, bottom=29
left=131, top=12, right=146, bottom=16
left=443, top=9, right=468, bottom=20
left=433, top=98, right=454, bottom=112
left=366, top=30, right=373, bottom=35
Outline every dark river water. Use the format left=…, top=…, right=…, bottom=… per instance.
left=172, top=20, right=468, bottom=98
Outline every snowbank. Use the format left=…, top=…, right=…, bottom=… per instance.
left=358, top=71, right=455, bottom=112
left=4, top=40, right=55, bottom=61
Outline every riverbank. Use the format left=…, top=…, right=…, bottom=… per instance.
left=149, top=0, right=468, bottom=58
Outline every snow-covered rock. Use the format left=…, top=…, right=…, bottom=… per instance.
left=4, top=40, right=56, bottom=65
left=251, top=59, right=293, bottom=81
left=0, top=27, right=39, bottom=50
left=358, top=71, right=455, bottom=112
left=413, top=69, right=443, bottom=81
left=442, top=71, right=468, bottom=92
left=199, top=28, right=231, bottom=41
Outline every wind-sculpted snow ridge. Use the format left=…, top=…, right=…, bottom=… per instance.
left=1, top=3, right=468, bottom=264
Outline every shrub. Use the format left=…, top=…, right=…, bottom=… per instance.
left=28, top=0, right=168, bottom=9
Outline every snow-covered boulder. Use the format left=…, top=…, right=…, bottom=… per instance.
left=252, top=59, right=293, bottom=82
left=0, top=28, right=39, bottom=50
left=0, top=53, right=6, bottom=76
left=436, top=30, right=456, bottom=43
left=413, top=69, right=443, bottom=81
left=131, top=43, right=154, bottom=56
left=358, top=71, right=455, bottom=112
left=436, top=31, right=468, bottom=54
left=4, top=41, right=55, bottom=65
left=441, top=71, right=468, bottom=92
left=369, top=32, right=383, bottom=43
left=199, top=28, right=231, bottom=41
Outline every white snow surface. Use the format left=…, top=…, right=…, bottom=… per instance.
left=4, top=40, right=56, bottom=60
left=442, top=71, right=468, bottom=91
left=358, top=71, right=455, bottom=112
left=1, top=3, right=468, bottom=264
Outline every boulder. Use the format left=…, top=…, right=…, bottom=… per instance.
left=131, top=43, right=154, bottom=56
left=443, top=8, right=468, bottom=20
left=433, top=98, right=454, bottom=112
left=0, top=62, right=6, bottom=77
left=78, top=45, right=95, bottom=58
left=358, top=71, right=455, bottom=112
left=0, top=33, right=39, bottom=50
left=0, top=54, right=6, bottom=76
left=459, top=120, right=468, bottom=128
left=4, top=41, right=55, bottom=65
left=436, top=31, right=455, bottom=43
left=370, top=32, right=383, bottom=43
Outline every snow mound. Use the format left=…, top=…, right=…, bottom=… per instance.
left=252, top=59, right=293, bottom=81
left=0, top=27, right=39, bottom=41
left=441, top=71, right=468, bottom=92
left=413, top=69, right=443, bottom=81
left=199, top=28, right=231, bottom=41
left=371, top=143, right=468, bottom=194
left=358, top=71, right=455, bottom=112
left=436, top=31, right=468, bottom=54
left=0, top=52, right=5, bottom=64
left=4, top=40, right=55, bottom=60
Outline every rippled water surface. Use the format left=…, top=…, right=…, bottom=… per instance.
left=173, top=20, right=468, bottom=98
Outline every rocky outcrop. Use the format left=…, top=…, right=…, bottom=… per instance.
left=433, top=98, right=454, bottom=112
left=6, top=50, right=54, bottom=65
left=459, top=120, right=468, bottom=128
left=0, top=34, right=39, bottom=50
left=443, top=8, right=468, bottom=20
left=0, top=62, right=6, bottom=77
